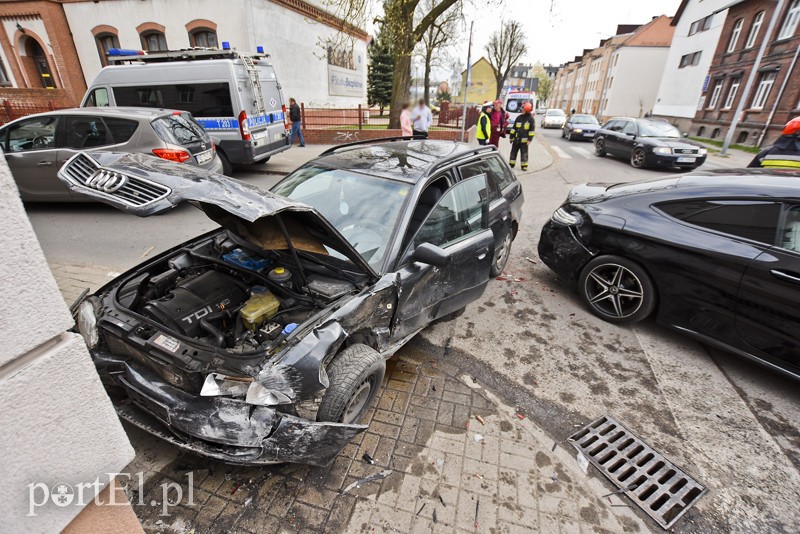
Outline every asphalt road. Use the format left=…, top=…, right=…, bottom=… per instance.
left=27, top=132, right=800, bottom=532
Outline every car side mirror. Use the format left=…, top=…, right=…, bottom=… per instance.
left=412, top=242, right=449, bottom=267
left=682, top=132, right=689, bottom=138
left=626, top=132, right=636, bottom=138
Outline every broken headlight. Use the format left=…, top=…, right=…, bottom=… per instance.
left=200, top=373, right=252, bottom=397
left=552, top=206, right=580, bottom=226
left=77, top=298, right=99, bottom=349
left=246, top=382, right=293, bottom=406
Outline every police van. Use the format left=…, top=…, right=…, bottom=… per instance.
left=81, top=47, right=290, bottom=174
left=504, top=91, right=537, bottom=124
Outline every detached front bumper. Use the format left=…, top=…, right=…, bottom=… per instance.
left=97, top=351, right=366, bottom=466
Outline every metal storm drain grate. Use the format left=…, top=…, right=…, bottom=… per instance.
left=569, top=415, right=707, bottom=529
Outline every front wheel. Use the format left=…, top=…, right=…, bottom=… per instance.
left=595, top=138, right=606, bottom=157
left=631, top=148, right=646, bottom=169
left=317, top=344, right=385, bottom=424
left=578, top=255, right=656, bottom=324
left=561, top=128, right=565, bottom=138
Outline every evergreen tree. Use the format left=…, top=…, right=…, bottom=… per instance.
left=368, top=29, right=394, bottom=115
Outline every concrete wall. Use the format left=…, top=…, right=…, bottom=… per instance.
left=604, top=46, right=670, bottom=118
left=653, top=0, right=730, bottom=119
left=0, top=156, right=135, bottom=531
left=63, top=0, right=367, bottom=107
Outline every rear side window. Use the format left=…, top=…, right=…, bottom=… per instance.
left=151, top=114, right=209, bottom=146
left=104, top=117, right=139, bottom=144
left=112, top=83, right=233, bottom=117
left=656, top=200, right=781, bottom=244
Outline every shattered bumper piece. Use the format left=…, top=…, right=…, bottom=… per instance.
left=110, top=355, right=366, bottom=467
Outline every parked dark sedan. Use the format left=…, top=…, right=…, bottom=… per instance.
left=562, top=114, right=600, bottom=141
left=538, top=169, right=800, bottom=381
left=594, top=118, right=707, bottom=170
left=57, top=139, right=523, bottom=466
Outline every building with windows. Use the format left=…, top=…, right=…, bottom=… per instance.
left=550, top=17, right=674, bottom=120
left=652, top=0, right=733, bottom=131
left=692, top=0, right=800, bottom=146
left=460, top=57, right=497, bottom=105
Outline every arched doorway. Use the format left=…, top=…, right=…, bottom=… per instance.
left=21, top=36, right=56, bottom=89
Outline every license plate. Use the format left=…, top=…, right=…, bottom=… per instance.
left=252, top=130, right=268, bottom=140
left=676, top=156, right=696, bottom=163
left=195, top=149, right=212, bottom=165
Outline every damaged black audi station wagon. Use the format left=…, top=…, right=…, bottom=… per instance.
left=59, top=139, right=523, bottom=466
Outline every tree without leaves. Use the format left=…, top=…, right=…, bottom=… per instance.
left=367, top=28, right=395, bottom=114
left=415, top=0, right=462, bottom=105
left=485, top=21, right=528, bottom=100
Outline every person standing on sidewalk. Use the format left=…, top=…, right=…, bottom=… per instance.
left=748, top=116, right=800, bottom=169
left=400, top=102, right=413, bottom=137
left=508, top=102, right=536, bottom=170
left=410, top=98, right=432, bottom=139
left=288, top=98, right=305, bottom=147
left=489, top=99, right=508, bottom=147
left=476, top=102, right=493, bottom=146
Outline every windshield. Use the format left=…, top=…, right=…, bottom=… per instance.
left=639, top=121, right=681, bottom=138
left=272, top=165, right=411, bottom=270
left=506, top=98, right=533, bottom=113
left=546, top=109, right=565, bottom=117
left=571, top=115, right=598, bottom=125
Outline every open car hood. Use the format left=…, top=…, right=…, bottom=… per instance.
left=57, top=152, right=377, bottom=279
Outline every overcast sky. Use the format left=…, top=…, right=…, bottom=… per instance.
left=406, top=0, right=683, bottom=80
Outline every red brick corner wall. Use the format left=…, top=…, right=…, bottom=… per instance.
left=301, top=128, right=463, bottom=144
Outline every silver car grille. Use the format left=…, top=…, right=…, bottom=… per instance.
left=672, top=148, right=698, bottom=155
left=61, top=153, right=171, bottom=207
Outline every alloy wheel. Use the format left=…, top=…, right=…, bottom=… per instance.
left=496, top=232, right=512, bottom=271
left=631, top=149, right=646, bottom=168
left=583, top=263, right=645, bottom=319
left=595, top=139, right=605, bottom=156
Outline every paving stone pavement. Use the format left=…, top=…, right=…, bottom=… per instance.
left=49, top=263, right=651, bottom=534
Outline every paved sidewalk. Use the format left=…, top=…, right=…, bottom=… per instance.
left=50, top=263, right=651, bottom=534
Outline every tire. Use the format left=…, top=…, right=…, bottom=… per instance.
left=561, top=129, right=565, bottom=138
left=578, top=255, right=656, bottom=325
left=490, top=230, right=513, bottom=277
left=631, top=148, right=646, bottom=169
left=595, top=138, right=606, bottom=157
left=218, top=152, right=233, bottom=176
left=317, top=344, right=385, bottom=424
left=255, top=157, right=271, bottom=164
left=567, top=131, right=574, bottom=142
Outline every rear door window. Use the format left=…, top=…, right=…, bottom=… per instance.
left=113, top=83, right=234, bottom=117
left=151, top=114, right=209, bottom=146
left=103, top=117, right=139, bottom=144
left=63, top=116, right=111, bottom=149
left=622, top=121, right=637, bottom=135
left=656, top=200, right=781, bottom=245
left=414, top=175, right=489, bottom=249
left=779, top=206, right=800, bottom=252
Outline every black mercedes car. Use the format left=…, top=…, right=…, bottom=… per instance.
left=58, top=139, right=523, bottom=466
left=594, top=118, right=707, bottom=170
left=562, top=114, right=600, bottom=141
left=538, top=170, right=800, bottom=381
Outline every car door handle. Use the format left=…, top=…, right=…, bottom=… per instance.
left=770, top=269, right=800, bottom=285
left=37, top=161, right=53, bottom=166
left=477, top=247, right=489, bottom=261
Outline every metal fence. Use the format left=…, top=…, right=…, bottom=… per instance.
left=300, top=104, right=465, bottom=130
left=0, top=100, right=68, bottom=125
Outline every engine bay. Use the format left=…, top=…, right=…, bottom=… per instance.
left=113, top=231, right=360, bottom=354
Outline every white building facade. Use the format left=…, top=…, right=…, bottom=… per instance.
left=62, top=0, right=369, bottom=107
left=602, top=45, right=672, bottom=118
left=652, top=0, right=731, bottom=130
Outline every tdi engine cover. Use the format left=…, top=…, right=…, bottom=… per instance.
left=142, top=271, right=248, bottom=337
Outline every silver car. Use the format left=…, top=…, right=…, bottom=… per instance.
left=0, top=107, right=223, bottom=201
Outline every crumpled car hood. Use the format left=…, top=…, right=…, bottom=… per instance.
left=57, top=151, right=377, bottom=278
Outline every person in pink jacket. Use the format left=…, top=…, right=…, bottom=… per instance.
left=400, top=103, right=413, bottom=136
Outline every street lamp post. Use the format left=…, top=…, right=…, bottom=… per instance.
left=460, top=21, right=474, bottom=143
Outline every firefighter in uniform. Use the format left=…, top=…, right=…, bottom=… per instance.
left=509, top=102, right=536, bottom=170
left=476, top=102, right=493, bottom=145
left=748, top=116, right=800, bottom=169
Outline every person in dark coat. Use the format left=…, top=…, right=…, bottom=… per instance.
left=508, top=102, right=536, bottom=170
left=288, top=97, right=305, bottom=147
left=489, top=99, right=509, bottom=147
left=748, top=116, right=800, bottom=169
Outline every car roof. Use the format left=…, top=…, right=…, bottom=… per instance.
left=3, top=107, right=180, bottom=125
left=604, top=169, right=800, bottom=200
left=311, top=140, right=496, bottom=183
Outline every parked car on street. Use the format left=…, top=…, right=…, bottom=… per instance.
left=538, top=169, right=800, bottom=381
left=562, top=114, right=600, bottom=141
left=57, top=138, right=523, bottom=466
left=594, top=118, right=707, bottom=170
left=1, top=107, right=222, bottom=201
left=541, top=109, right=567, bottom=129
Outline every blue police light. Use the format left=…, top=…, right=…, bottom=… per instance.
left=222, top=41, right=231, bottom=50
left=257, top=46, right=264, bottom=53
left=108, top=48, right=144, bottom=56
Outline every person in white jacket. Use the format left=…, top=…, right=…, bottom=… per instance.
left=410, top=99, right=433, bottom=139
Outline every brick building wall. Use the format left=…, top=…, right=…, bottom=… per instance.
left=693, top=0, right=800, bottom=146
left=0, top=0, right=88, bottom=109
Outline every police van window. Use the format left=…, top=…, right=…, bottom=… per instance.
left=112, top=83, right=234, bottom=117
left=86, top=88, right=109, bottom=107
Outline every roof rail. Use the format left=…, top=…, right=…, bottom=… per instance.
left=427, top=144, right=497, bottom=175
left=107, top=47, right=270, bottom=65
left=319, top=136, right=424, bottom=156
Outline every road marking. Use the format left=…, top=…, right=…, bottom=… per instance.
left=552, top=146, right=572, bottom=159
left=571, top=146, right=594, bottom=159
